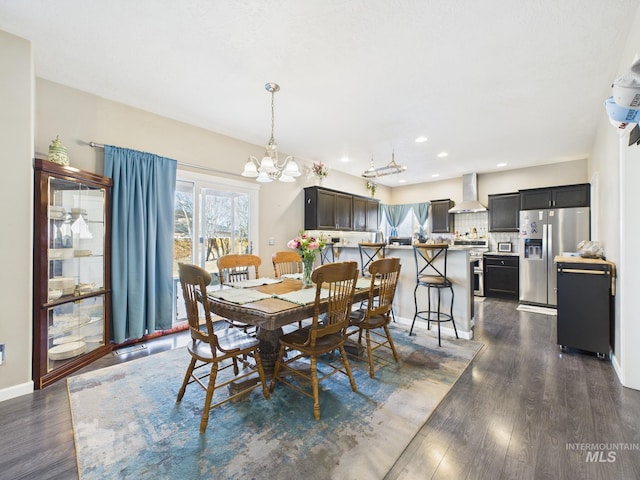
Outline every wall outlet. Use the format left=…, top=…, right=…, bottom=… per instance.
left=268, top=237, right=275, bottom=246
left=0, top=344, right=4, bottom=365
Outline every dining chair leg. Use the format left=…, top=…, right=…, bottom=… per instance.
left=269, top=344, right=286, bottom=392
left=311, top=356, right=321, bottom=421
left=254, top=351, right=270, bottom=400
left=339, top=345, right=358, bottom=393
left=200, top=363, right=218, bottom=434
left=177, top=357, right=197, bottom=402
left=383, top=324, right=400, bottom=362
left=365, top=330, right=375, bottom=378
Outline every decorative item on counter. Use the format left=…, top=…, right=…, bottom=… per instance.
left=48, top=135, right=70, bottom=166
left=366, top=180, right=377, bottom=197
left=311, top=161, right=328, bottom=184
left=287, top=232, right=326, bottom=288
left=577, top=240, right=604, bottom=259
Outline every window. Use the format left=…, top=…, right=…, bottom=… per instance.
left=172, top=171, right=259, bottom=323
left=380, top=209, right=421, bottom=239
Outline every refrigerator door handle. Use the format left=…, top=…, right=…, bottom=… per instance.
left=547, top=222, right=552, bottom=262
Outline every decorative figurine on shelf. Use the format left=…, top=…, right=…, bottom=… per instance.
left=48, top=135, right=69, bottom=166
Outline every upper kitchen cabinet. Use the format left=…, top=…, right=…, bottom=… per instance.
left=305, top=186, right=370, bottom=231
left=33, top=158, right=112, bottom=389
left=430, top=199, right=455, bottom=234
left=520, top=183, right=590, bottom=210
left=488, top=193, right=519, bottom=232
left=353, top=196, right=380, bottom=232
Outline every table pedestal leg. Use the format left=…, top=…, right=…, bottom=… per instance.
left=256, top=327, right=284, bottom=375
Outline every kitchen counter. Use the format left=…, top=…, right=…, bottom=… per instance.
left=329, top=243, right=474, bottom=339
left=484, top=251, right=519, bottom=256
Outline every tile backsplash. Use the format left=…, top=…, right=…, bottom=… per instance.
left=451, top=212, right=519, bottom=253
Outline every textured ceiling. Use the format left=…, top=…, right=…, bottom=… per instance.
left=1, top=0, right=637, bottom=185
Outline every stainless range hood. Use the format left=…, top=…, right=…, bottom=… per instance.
left=448, top=173, right=487, bottom=213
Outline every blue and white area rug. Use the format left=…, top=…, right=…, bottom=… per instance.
left=67, top=324, right=483, bottom=479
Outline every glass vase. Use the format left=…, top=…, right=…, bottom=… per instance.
left=302, top=255, right=315, bottom=288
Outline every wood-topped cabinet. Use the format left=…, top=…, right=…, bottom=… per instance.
left=304, top=186, right=379, bottom=231
left=33, top=159, right=112, bottom=388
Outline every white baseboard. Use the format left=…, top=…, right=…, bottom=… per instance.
left=0, top=380, right=34, bottom=403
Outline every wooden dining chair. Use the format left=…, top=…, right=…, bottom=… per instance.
left=217, top=254, right=261, bottom=332
left=272, top=250, right=302, bottom=278
left=269, top=261, right=360, bottom=421
left=176, top=263, right=270, bottom=433
left=358, top=241, right=396, bottom=322
left=348, top=257, right=401, bottom=377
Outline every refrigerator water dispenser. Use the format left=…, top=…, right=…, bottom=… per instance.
left=524, top=239, right=543, bottom=259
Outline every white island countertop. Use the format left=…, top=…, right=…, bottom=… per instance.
left=328, top=243, right=474, bottom=339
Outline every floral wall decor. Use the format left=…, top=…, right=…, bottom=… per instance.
left=366, top=180, right=377, bottom=197
left=311, top=161, right=328, bottom=184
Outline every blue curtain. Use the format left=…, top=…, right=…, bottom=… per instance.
left=381, top=204, right=412, bottom=237
left=104, top=146, right=177, bottom=343
left=413, top=202, right=431, bottom=236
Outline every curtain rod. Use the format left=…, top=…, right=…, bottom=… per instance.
left=89, top=141, right=241, bottom=176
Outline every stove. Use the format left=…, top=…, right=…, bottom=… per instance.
left=454, top=239, right=488, bottom=296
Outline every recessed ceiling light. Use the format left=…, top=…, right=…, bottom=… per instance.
left=432, top=173, right=440, bottom=178
left=437, top=152, right=448, bottom=158
left=415, top=136, right=428, bottom=143
left=340, top=156, right=350, bottom=163
left=398, top=179, right=407, bottom=183
left=496, top=162, right=507, bottom=167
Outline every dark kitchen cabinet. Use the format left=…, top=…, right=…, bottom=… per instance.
left=484, top=254, right=519, bottom=297
left=353, top=196, right=380, bottom=231
left=520, top=183, right=590, bottom=210
left=488, top=193, right=519, bottom=232
left=305, top=186, right=378, bottom=231
left=430, top=199, right=454, bottom=234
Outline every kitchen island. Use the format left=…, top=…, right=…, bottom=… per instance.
left=329, top=243, right=475, bottom=339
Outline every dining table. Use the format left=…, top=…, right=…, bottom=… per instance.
left=207, top=275, right=374, bottom=372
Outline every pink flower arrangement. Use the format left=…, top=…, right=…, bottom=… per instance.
left=311, top=161, right=328, bottom=179
left=287, top=233, right=326, bottom=261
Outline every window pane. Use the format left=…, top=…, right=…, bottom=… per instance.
left=173, top=180, right=194, bottom=277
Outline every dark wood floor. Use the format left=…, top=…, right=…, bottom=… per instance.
left=1, top=298, right=639, bottom=480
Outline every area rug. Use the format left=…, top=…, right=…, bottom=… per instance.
left=67, top=324, right=483, bottom=480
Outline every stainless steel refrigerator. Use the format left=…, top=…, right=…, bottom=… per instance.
left=519, top=207, right=590, bottom=307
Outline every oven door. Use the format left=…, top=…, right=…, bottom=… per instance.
left=472, top=258, right=484, bottom=296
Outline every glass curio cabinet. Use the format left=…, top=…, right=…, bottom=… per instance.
left=33, top=158, right=112, bottom=388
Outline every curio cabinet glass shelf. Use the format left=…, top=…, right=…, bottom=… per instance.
left=33, top=158, right=112, bottom=388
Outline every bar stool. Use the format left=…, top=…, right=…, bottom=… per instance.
left=320, top=242, right=335, bottom=264
left=410, top=243, right=458, bottom=346
left=358, top=242, right=386, bottom=276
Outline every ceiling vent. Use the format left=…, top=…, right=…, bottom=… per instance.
left=448, top=173, right=487, bottom=213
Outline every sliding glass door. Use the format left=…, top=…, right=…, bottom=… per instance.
left=172, top=171, right=259, bottom=324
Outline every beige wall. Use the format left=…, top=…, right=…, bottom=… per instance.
left=0, top=31, right=34, bottom=398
